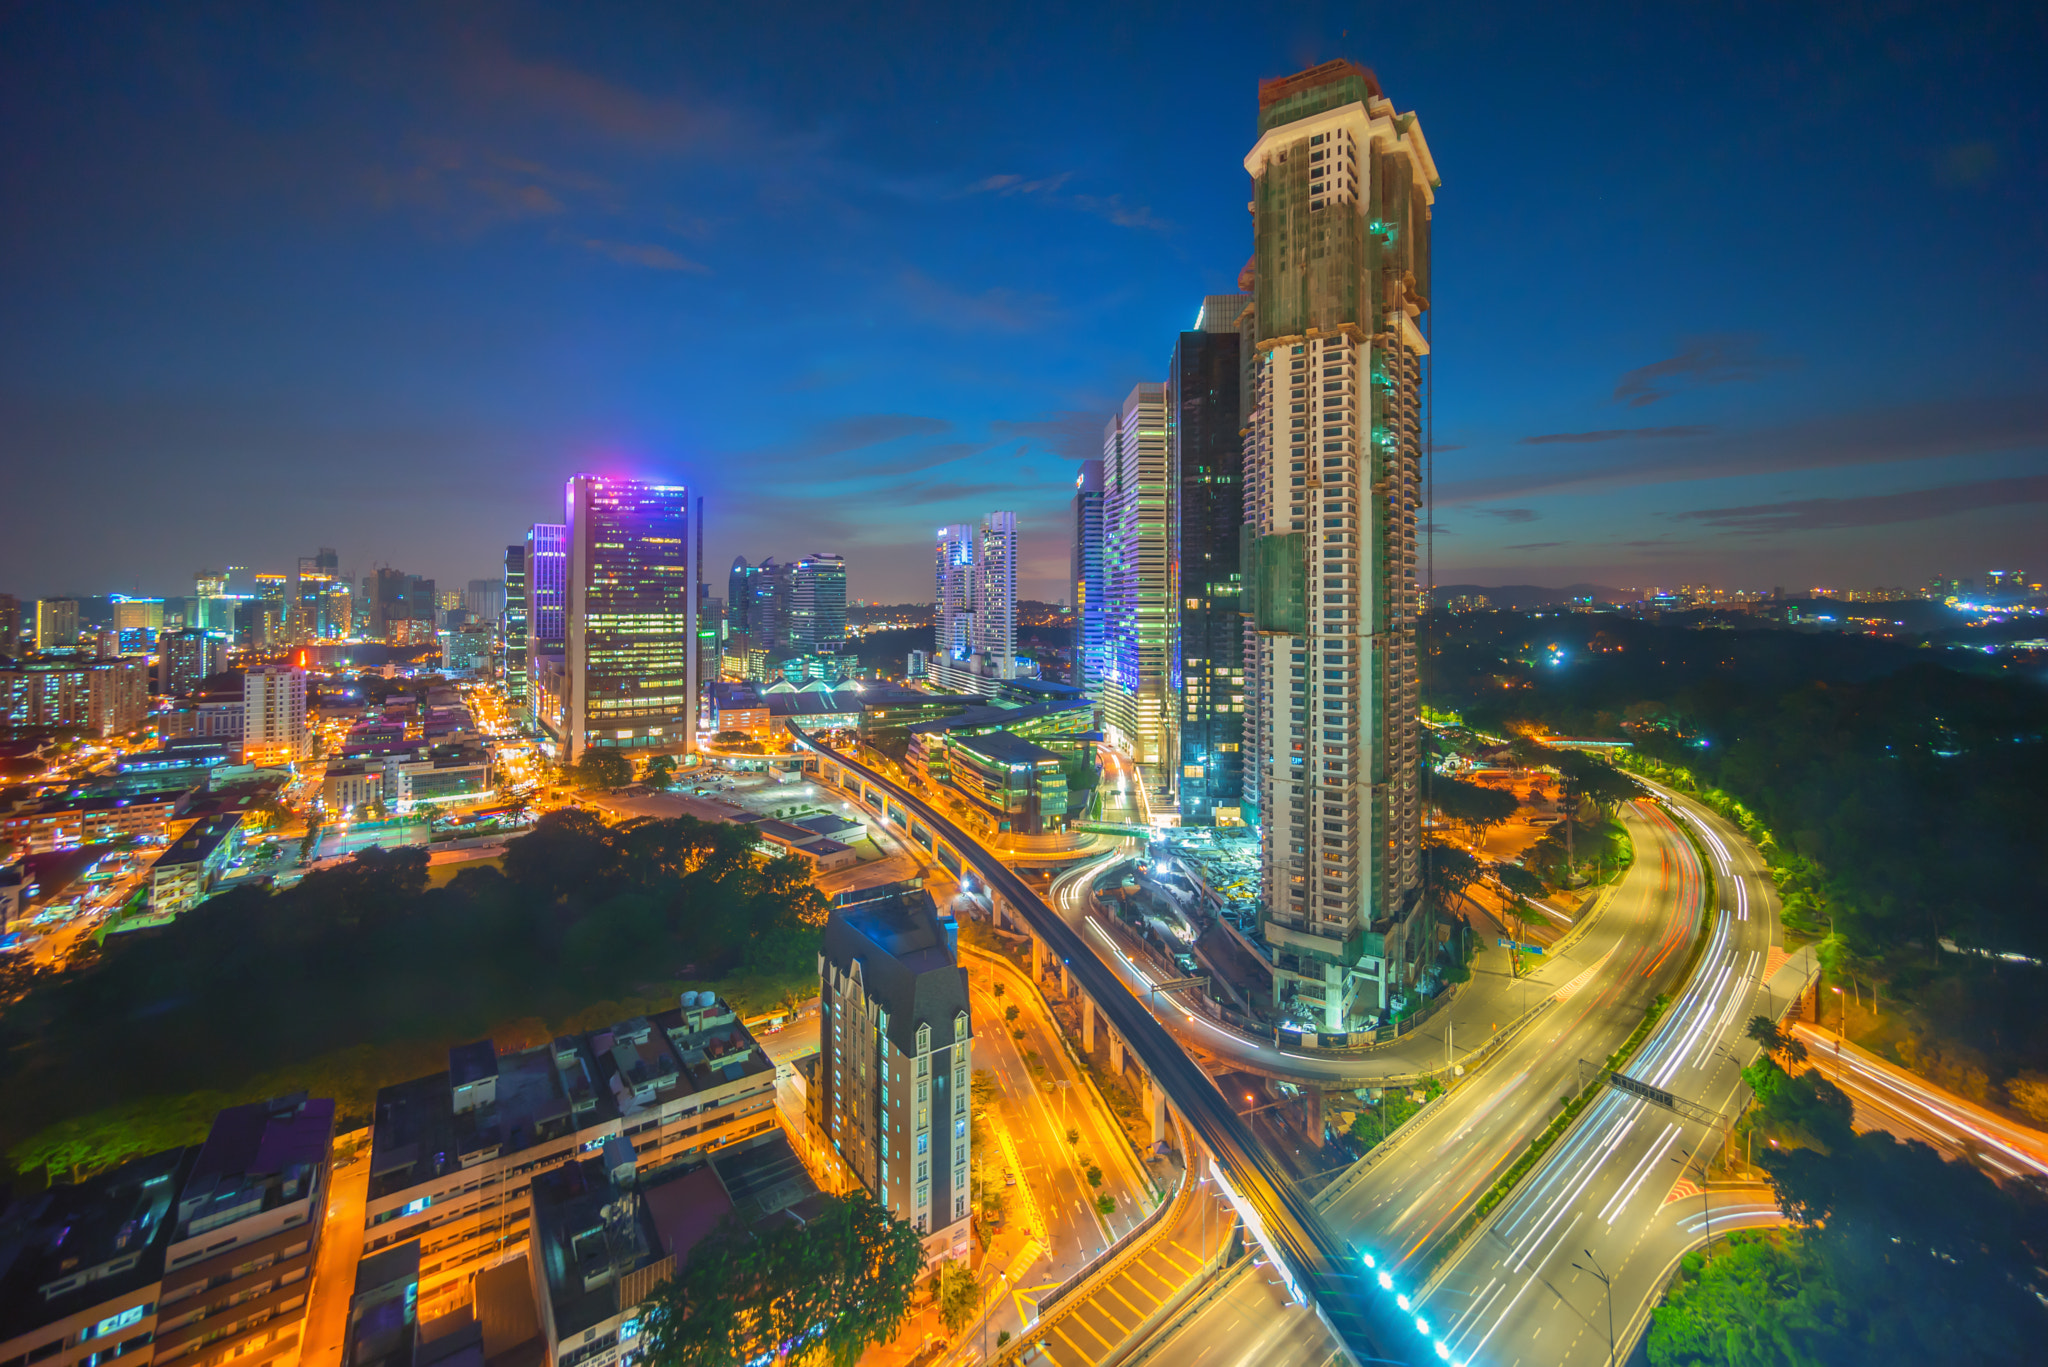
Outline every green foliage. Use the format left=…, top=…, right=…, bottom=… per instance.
left=3, top=811, right=827, bottom=1174
left=970, top=1068, right=999, bottom=1109
left=934, top=1259, right=978, bottom=1339
left=1094, top=1194, right=1116, bottom=1216
left=638, top=1189, right=925, bottom=1367
left=1647, top=1231, right=1843, bottom=1367
left=645, top=754, right=677, bottom=790
left=1085, top=1163, right=1103, bottom=1188
left=1425, top=774, right=1516, bottom=833
left=573, top=749, right=632, bottom=790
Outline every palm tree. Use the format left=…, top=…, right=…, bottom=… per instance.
left=1745, top=1014, right=1784, bottom=1056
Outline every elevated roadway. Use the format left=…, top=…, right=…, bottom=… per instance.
left=789, top=727, right=1415, bottom=1366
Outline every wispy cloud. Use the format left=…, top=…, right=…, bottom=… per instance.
left=965, top=173, right=1074, bottom=197
left=579, top=238, right=707, bottom=272
left=1507, top=541, right=1569, bottom=550
left=898, top=267, right=1057, bottom=333
left=1613, top=335, right=1797, bottom=407
left=1439, top=394, right=2048, bottom=506
left=1478, top=507, right=1539, bottom=523
left=990, top=411, right=1103, bottom=460
left=961, top=172, right=1169, bottom=232
left=1521, top=426, right=1713, bottom=445
left=457, top=43, right=726, bottom=151
left=1671, top=473, right=2048, bottom=533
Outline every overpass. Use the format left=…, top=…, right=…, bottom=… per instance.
left=786, top=726, right=1422, bottom=1367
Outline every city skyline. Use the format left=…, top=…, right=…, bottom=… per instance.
left=2, top=4, right=2041, bottom=603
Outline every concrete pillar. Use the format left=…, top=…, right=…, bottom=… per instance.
left=1109, top=1030, right=1125, bottom=1077
left=1058, top=959, right=1071, bottom=1000
left=1297, top=1086, right=1326, bottom=1144
left=1147, top=1074, right=1167, bottom=1149
left=1031, top=933, right=1044, bottom=982
left=1082, top=993, right=1095, bottom=1054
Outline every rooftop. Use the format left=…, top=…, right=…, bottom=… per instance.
left=174, top=1095, right=334, bottom=1243
left=0, top=1146, right=194, bottom=1342
left=152, top=813, right=242, bottom=870
left=952, top=729, right=1063, bottom=769
left=824, top=881, right=968, bottom=1057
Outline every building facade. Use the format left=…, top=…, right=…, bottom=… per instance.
left=1241, top=60, right=1436, bottom=1027
left=929, top=513, right=1019, bottom=692
left=788, top=553, right=847, bottom=655
left=159, top=629, right=230, bottom=699
left=242, top=666, right=309, bottom=766
left=1100, top=383, right=1173, bottom=803
left=1171, top=298, right=1251, bottom=825
left=34, top=598, right=79, bottom=651
left=0, top=657, right=150, bottom=738
left=1070, top=460, right=1106, bottom=695
left=812, top=882, right=972, bottom=1265
left=562, top=476, right=698, bottom=763
left=525, top=523, right=566, bottom=735
left=502, top=544, right=528, bottom=705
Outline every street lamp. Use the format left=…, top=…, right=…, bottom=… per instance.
left=1571, top=1248, right=1615, bottom=1367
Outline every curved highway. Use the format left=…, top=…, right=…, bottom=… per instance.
left=788, top=726, right=1419, bottom=1365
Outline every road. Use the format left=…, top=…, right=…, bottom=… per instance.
left=790, top=726, right=1415, bottom=1366
left=299, top=1132, right=371, bottom=1367
left=1786, top=1020, right=2048, bottom=1180
left=1415, top=786, right=1794, bottom=1366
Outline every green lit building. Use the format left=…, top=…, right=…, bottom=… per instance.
left=947, top=730, right=1069, bottom=835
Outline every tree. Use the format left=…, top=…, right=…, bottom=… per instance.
left=1495, top=861, right=1546, bottom=900
left=713, top=730, right=750, bottom=746
left=1424, top=840, right=1480, bottom=920
left=1745, top=1014, right=1784, bottom=1056
left=574, top=750, right=631, bottom=790
left=1550, top=749, right=1641, bottom=813
left=645, top=754, right=677, bottom=790
left=934, top=1259, right=978, bottom=1339
left=638, top=1189, right=924, bottom=1367
left=1646, top=1231, right=1843, bottom=1367
left=971, top=1069, right=1000, bottom=1109
left=1427, top=775, right=1517, bottom=837
left=297, top=814, right=322, bottom=865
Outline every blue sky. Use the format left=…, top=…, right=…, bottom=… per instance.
left=1, top=1, right=2042, bottom=603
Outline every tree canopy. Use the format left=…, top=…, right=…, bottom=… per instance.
left=638, top=1190, right=924, bottom=1367
left=1425, top=774, right=1517, bottom=834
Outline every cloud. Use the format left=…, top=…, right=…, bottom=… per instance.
left=1671, top=473, right=2048, bottom=533
left=774, top=414, right=954, bottom=464
left=1431, top=443, right=1468, bottom=452
left=1437, top=394, right=2048, bottom=506
left=960, top=172, right=1167, bottom=232
left=989, top=411, right=1103, bottom=460
left=1521, top=426, right=1713, bottom=445
left=1613, top=335, right=1797, bottom=407
left=898, top=268, right=1057, bottom=333
left=580, top=238, right=707, bottom=272
left=1478, top=507, right=1539, bottom=524
left=1507, top=541, right=1569, bottom=550
left=1420, top=523, right=1455, bottom=535
left=459, top=43, right=724, bottom=151
left=965, top=172, right=1074, bottom=197
left=1069, top=194, right=1170, bottom=231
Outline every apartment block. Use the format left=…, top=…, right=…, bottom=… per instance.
left=358, top=997, right=776, bottom=1321
left=240, top=669, right=308, bottom=767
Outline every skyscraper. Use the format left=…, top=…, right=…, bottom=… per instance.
left=502, top=545, right=528, bottom=705
left=159, top=628, right=229, bottom=697
left=35, top=599, right=79, bottom=651
left=292, top=548, right=341, bottom=641
left=0, top=595, right=19, bottom=657
left=789, top=553, right=847, bottom=654
left=1071, top=460, right=1106, bottom=693
left=726, top=556, right=758, bottom=637
left=1172, top=297, right=1252, bottom=825
left=525, top=523, right=566, bottom=733
left=929, top=513, right=1019, bottom=692
left=562, top=475, right=697, bottom=763
left=1101, top=384, right=1172, bottom=802
left=242, top=666, right=309, bottom=766
left=1241, top=60, right=1436, bottom=1028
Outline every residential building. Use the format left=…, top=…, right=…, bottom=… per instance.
left=112, top=598, right=164, bottom=635
left=0, top=1147, right=197, bottom=1367
left=0, top=788, right=196, bottom=853
left=159, top=629, right=230, bottom=699
left=359, top=998, right=776, bottom=1320
left=1070, top=460, right=1106, bottom=694
left=1241, top=60, right=1436, bottom=1027
left=465, top=579, right=505, bottom=624
left=525, top=524, right=567, bottom=736
left=562, top=475, right=697, bottom=763
left=34, top=598, right=78, bottom=651
left=154, top=1096, right=335, bottom=1367
left=242, top=667, right=309, bottom=766
left=929, top=513, right=1020, bottom=692
left=0, top=593, right=21, bottom=656
left=811, top=881, right=972, bottom=1264
left=1100, top=383, right=1174, bottom=803
left=1172, top=297, right=1251, bottom=825
left=146, top=813, right=244, bottom=917
left=0, top=656, right=150, bottom=737
left=159, top=681, right=245, bottom=744
left=502, top=545, right=528, bottom=704
left=788, top=553, right=847, bottom=654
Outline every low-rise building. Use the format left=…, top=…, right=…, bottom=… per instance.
left=359, top=997, right=777, bottom=1321
left=944, top=729, right=1069, bottom=836
left=0, top=656, right=151, bottom=738
left=746, top=819, right=858, bottom=872
left=154, top=1096, right=334, bottom=1367
left=145, top=813, right=244, bottom=917
left=0, top=788, right=196, bottom=855
left=0, top=1147, right=194, bottom=1367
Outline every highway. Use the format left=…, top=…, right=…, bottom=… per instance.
left=1415, top=787, right=1789, bottom=1366
left=789, top=727, right=1418, bottom=1366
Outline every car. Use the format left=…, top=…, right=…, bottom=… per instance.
left=1004, top=1169, right=1017, bottom=1187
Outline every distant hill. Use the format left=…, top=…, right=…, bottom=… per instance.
left=1433, top=583, right=1633, bottom=609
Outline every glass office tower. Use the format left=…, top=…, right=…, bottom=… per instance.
left=563, top=475, right=697, bottom=762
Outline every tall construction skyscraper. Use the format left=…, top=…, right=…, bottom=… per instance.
left=1172, top=295, right=1252, bottom=825
left=1101, top=384, right=1172, bottom=804
left=562, top=475, right=697, bottom=763
left=789, top=553, right=848, bottom=653
left=934, top=526, right=975, bottom=662
left=1070, top=460, right=1106, bottom=694
left=1241, top=60, right=1437, bottom=1029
